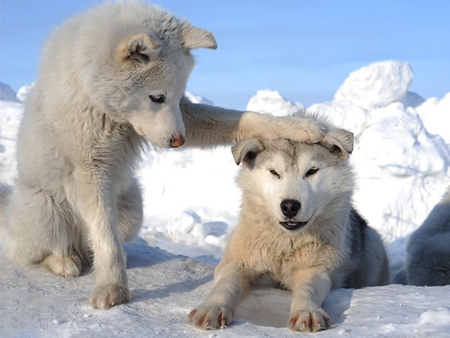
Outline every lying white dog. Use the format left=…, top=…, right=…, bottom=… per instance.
left=189, top=119, right=389, bottom=332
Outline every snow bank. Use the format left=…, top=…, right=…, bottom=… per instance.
left=416, top=92, right=450, bottom=144
left=246, top=89, right=305, bottom=116
left=16, top=83, right=34, bottom=102
left=183, top=91, right=213, bottom=105
left=334, top=60, right=413, bottom=110
left=0, top=101, right=22, bottom=183
left=307, top=61, right=449, bottom=267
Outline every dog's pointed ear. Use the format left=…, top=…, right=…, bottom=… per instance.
left=321, top=129, right=354, bottom=159
left=232, top=139, right=264, bottom=166
left=118, top=34, right=162, bottom=65
left=182, top=25, right=217, bottom=50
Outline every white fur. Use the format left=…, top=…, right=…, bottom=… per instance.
left=189, top=121, right=389, bottom=332
left=0, top=1, right=325, bottom=310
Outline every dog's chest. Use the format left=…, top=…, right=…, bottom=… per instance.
left=256, top=241, right=327, bottom=285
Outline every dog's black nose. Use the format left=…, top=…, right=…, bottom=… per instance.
left=280, top=199, right=301, bottom=218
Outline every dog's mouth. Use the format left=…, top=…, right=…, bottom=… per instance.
left=279, top=220, right=308, bottom=231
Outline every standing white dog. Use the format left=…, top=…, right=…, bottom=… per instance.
left=189, top=118, right=389, bottom=332
left=0, top=1, right=322, bottom=310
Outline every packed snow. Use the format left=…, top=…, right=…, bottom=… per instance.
left=0, top=60, right=449, bottom=337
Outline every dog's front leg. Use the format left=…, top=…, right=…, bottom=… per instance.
left=74, top=167, right=130, bottom=310
left=288, top=268, right=332, bottom=332
left=180, top=97, right=324, bottom=147
left=188, top=262, right=246, bottom=329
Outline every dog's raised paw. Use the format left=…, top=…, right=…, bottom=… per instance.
left=298, top=119, right=326, bottom=144
left=188, top=304, right=232, bottom=330
left=288, top=308, right=331, bottom=332
left=89, top=284, right=131, bottom=310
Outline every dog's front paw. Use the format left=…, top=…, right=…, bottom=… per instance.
left=288, top=308, right=331, bottom=332
left=188, top=304, right=232, bottom=330
left=89, top=284, right=131, bottom=310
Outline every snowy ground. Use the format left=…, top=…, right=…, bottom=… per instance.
left=1, top=60, right=449, bottom=337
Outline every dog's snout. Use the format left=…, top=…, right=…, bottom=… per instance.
left=171, top=135, right=185, bottom=148
left=280, top=199, right=301, bottom=218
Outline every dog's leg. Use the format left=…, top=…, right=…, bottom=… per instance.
left=73, top=168, right=130, bottom=310
left=188, top=262, right=246, bottom=329
left=180, top=97, right=324, bottom=147
left=5, top=184, right=82, bottom=277
left=288, top=268, right=332, bottom=332
left=41, top=254, right=83, bottom=277
left=117, top=177, right=143, bottom=243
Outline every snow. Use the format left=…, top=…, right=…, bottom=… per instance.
left=15, top=82, right=34, bottom=103
left=1, top=60, right=450, bottom=337
left=334, top=61, right=413, bottom=110
left=246, top=89, right=305, bottom=116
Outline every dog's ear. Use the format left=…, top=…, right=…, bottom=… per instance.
left=182, top=25, right=217, bottom=50
left=232, top=139, right=264, bottom=166
left=321, top=129, right=354, bottom=159
left=118, top=34, right=162, bottom=65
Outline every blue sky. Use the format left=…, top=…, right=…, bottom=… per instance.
left=1, top=0, right=449, bottom=109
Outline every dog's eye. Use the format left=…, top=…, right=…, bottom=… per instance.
left=306, top=167, right=319, bottom=177
left=269, top=169, right=281, bottom=179
left=149, top=95, right=166, bottom=104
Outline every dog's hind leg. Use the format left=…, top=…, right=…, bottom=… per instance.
left=5, top=184, right=81, bottom=276
left=41, top=254, right=83, bottom=277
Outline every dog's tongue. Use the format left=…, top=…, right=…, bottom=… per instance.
left=286, top=221, right=299, bottom=227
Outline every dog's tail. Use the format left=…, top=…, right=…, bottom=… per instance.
left=0, top=183, right=12, bottom=228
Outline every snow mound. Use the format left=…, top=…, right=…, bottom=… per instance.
left=184, top=92, right=213, bottom=105
left=246, top=89, right=305, bottom=116
left=16, top=83, right=34, bottom=102
left=0, top=82, right=18, bottom=102
left=400, top=91, right=425, bottom=108
left=415, top=92, right=450, bottom=144
left=334, top=60, right=413, bottom=109
left=308, top=100, right=370, bottom=140
left=0, top=101, right=23, bottom=182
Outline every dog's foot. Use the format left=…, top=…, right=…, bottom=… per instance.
left=288, top=308, right=331, bottom=332
left=188, top=304, right=232, bottom=330
left=89, top=284, right=131, bottom=310
left=41, top=254, right=82, bottom=277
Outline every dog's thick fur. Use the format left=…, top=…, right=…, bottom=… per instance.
left=395, top=188, right=450, bottom=286
left=188, top=120, right=389, bottom=332
left=0, top=1, right=324, bottom=310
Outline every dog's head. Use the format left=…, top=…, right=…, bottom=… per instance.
left=83, top=4, right=217, bottom=148
left=232, top=128, right=354, bottom=233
